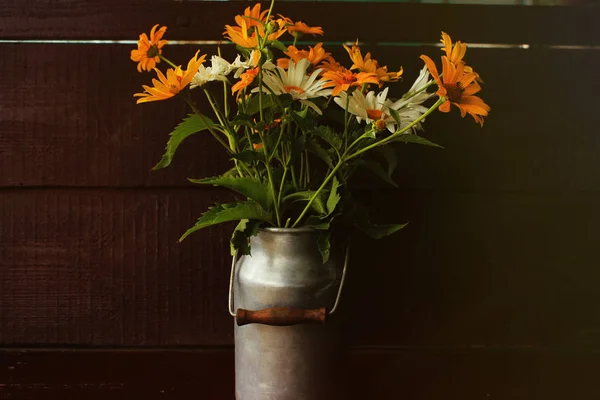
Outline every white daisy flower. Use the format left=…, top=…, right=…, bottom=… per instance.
left=190, top=55, right=231, bottom=89
left=386, top=102, right=429, bottom=134
left=231, top=50, right=260, bottom=78
left=210, top=55, right=235, bottom=76
left=390, top=65, right=433, bottom=109
left=385, top=66, right=434, bottom=133
left=256, top=58, right=332, bottom=115
left=335, top=87, right=396, bottom=133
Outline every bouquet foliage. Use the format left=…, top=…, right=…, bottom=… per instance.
left=130, top=1, right=490, bottom=261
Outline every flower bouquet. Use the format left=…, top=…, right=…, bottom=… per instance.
left=130, top=2, right=490, bottom=262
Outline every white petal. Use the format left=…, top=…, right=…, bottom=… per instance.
left=300, top=99, right=323, bottom=115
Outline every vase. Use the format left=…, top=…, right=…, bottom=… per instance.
left=229, top=227, right=348, bottom=400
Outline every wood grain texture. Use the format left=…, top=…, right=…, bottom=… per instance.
left=0, top=189, right=235, bottom=346
left=0, top=43, right=230, bottom=188
left=2, top=44, right=599, bottom=192
left=1, top=348, right=600, bottom=399
left=2, top=190, right=600, bottom=347
left=0, top=1, right=599, bottom=45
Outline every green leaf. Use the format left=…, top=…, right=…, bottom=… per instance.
left=261, top=47, right=274, bottom=64
left=231, top=150, right=264, bottom=163
left=235, top=46, right=251, bottom=59
left=306, top=140, right=333, bottom=168
left=356, top=221, right=408, bottom=239
left=231, top=114, right=254, bottom=128
left=312, top=126, right=343, bottom=154
left=270, top=40, right=289, bottom=52
left=290, top=107, right=314, bottom=131
left=305, top=215, right=331, bottom=230
left=230, top=219, right=262, bottom=256
left=377, top=146, right=398, bottom=177
left=350, top=201, right=407, bottom=239
left=326, top=176, right=341, bottom=215
left=394, top=133, right=443, bottom=148
left=317, top=231, right=332, bottom=263
left=153, top=114, right=215, bottom=170
left=245, top=94, right=275, bottom=115
left=388, top=107, right=402, bottom=126
left=355, top=159, right=398, bottom=188
left=222, top=166, right=240, bottom=178
left=230, top=219, right=250, bottom=256
left=283, top=191, right=327, bottom=215
left=277, top=93, right=294, bottom=108
left=179, top=201, right=272, bottom=242
left=188, top=176, right=272, bottom=210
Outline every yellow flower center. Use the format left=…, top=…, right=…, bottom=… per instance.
left=374, top=119, right=387, bottom=131
left=284, top=85, right=305, bottom=95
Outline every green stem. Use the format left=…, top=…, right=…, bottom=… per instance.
left=291, top=167, right=299, bottom=191
left=277, top=167, right=288, bottom=213
left=305, top=150, right=310, bottom=186
left=261, top=133, right=281, bottom=226
left=268, top=118, right=286, bottom=162
left=204, top=89, right=237, bottom=150
left=347, top=97, right=445, bottom=161
left=217, top=47, right=230, bottom=118
left=292, top=159, right=343, bottom=228
left=258, top=70, right=264, bottom=123
left=343, top=94, right=350, bottom=152
left=181, top=94, right=231, bottom=152
left=264, top=0, right=276, bottom=25
left=159, top=54, right=177, bottom=69
left=346, top=127, right=376, bottom=153
left=299, top=152, right=305, bottom=188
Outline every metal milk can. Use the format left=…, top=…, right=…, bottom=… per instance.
left=228, top=227, right=348, bottom=400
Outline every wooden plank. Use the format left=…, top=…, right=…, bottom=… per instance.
left=2, top=189, right=600, bottom=346
left=1, top=1, right=599, bottom=45
left=1, top=348, right=600, bottom=399
left=0, top=189, right=235, bottom=346
left=0, top=43, right=231, bottom=188
left=2, top=43, right=599, bottom=191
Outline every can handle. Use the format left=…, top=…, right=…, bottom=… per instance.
left=228, top=246, right=349, bottom=325
left=235, top=306, right=327, bottom=326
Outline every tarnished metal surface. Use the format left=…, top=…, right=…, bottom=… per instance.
left=233, top=228, right=342, bottom=400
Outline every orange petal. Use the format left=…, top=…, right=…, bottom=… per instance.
left=460, top=95, right=491, bottom=115
left=439, top=100, right=451, bottom=113
left=450, top=41, right=467, bottom=64
left=462, top=81, right=482, bottom=96
left=420, top=55, right=442, bottom=87
left=441, top=32, right=453, bottom=58
left=441, top=56, right=457, bottom=85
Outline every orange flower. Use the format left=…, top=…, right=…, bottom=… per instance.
left=420, top=54, right=490, bottom=126
left=320, top=58, right=345, bottom=73
left=232, top=67, right=260, bottom=98
left=224, top=4, right=286, bottom=49
left=440, top=31, right=482, bottom=82
left=440, top=31, right=467, bottom=65
left=343, top=42, right=403, bottom=86
left=278, top=16, right=323, bottom=37
left=277, top=43, right=331, bottom=69
left=130, top=24, right=168, bottom=72
left=321, top=67, right=379, bottom=96
left=235, top=4, right=269, bottom=29
left=134, top=51, right=206, bottom=103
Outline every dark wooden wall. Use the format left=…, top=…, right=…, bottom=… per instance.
left=1, top=1, right=600, bottom=399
